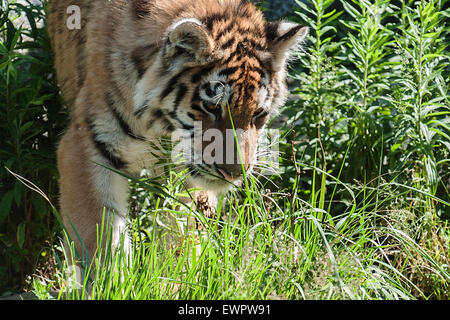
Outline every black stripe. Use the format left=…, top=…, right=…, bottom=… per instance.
left=187, top=112, right=198, bottom=121
left=153, top=109, right=166, bottom=120
left=192, top=104, right=208, bottom=116
left=106, top=92, right=145, bottom=141
left=160, top=72, right=185, bottom=101
left=251, top=66, right=266, bottom=79
left=210, top=107, right=223, bottom=121
left=221, top=38, right=235, bottom=50
left=86, top=118, right=126, bottom=169
left=228, top=91, right=235, bottom=105
left=166, top=84, right=193, bottom=130
left=241, top=37, right=267, bottom=51
left=135, top=101, right=150, bottom=118
left=265, top=22, right=280, bottom=43
left=170, top=46, right=189, bottom=60
left=188, top=165, right=200, bottom=178
left=244, top=49, right=265, bottom=67
left=226, top=65, right=247, bottom=84
left=174, top=84, right=188, bottom=108
left=148, top=109, right=176, bottom=132
left=191, top=65, right=215, bottom=83
left=165, top=84, right=191, bottom=130
left=246, top=84, right=255, bottom=95
left=163, top=119, right=175, bottom=132
left=191, top=86, right=201, bottom=102
left=132, top=0, right=151, bottom=19
left=167, top=114, right=194, bottom=131
left=202, top=13, right=227, bottom=31
left=223, top=50, right=239, bottom=65
left=93, top=139, right=126, bottom=169
left=215, top=22, right=235, bottom=40
left=131, top=44, right=159, bottom=79
left=219, top=66, right=239, bottom=77
left=241, top=72, right=259, bottom=83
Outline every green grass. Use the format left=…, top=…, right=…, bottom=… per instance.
left=32, top=159, right=448, bottom=300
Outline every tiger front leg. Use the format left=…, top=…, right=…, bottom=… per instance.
left=57, top=121, right=131, bottom=267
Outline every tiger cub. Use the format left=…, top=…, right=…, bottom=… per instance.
left=47, top=0, right=308, bottom=259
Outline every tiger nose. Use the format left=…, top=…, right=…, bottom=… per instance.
left=216, top=164, right=248, bottom=182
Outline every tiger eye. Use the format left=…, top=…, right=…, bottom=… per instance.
left=205, top=87, right=215, bottom=98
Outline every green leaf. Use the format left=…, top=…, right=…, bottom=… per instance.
left=13, top=180, right=23, bottom=206
left=9, top=28, right=22, bottom=52
left=18, top=122, right=34, bottom=136
left=0, top=191, right=14, bottom=225
left=424, top=156, right=437, bottom=187
left=429, top=126, right=450, bottom=141
left=342, top=1, right=360, bottom=19
left=17, top=222, right=26, bottom=249
left=31, top=195, right=47, bottom=217
left=391, top=143, right=402, bottom=152
left=324, top=11, right=344, bottom=26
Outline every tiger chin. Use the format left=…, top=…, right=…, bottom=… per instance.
left=47, top=0, right=308, bottom=261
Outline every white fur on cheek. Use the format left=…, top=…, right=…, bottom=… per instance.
left=258, top=86, right=270, bottom=109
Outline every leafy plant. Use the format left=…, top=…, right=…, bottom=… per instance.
left=281, top=0, right=346, bottom=212
left=390, top=0, right=449, bottom=200
left=0, top=0, right=66, bottom=292
left=338, top=0, right=399, bottom=181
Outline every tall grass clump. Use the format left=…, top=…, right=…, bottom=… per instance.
left=35, top=160, right=448, bottom=300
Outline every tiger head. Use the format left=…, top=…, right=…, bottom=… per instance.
left=133, top=0, right=308, bottom=192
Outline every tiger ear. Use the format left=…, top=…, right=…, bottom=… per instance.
left=164, top=18, right=215, bottom=67
left=266, top=21, right=309, bottom=71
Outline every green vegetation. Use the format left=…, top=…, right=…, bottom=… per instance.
left=1, top=0, right=449, bottom=299
left=0, top=0, right=66, bottom=293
